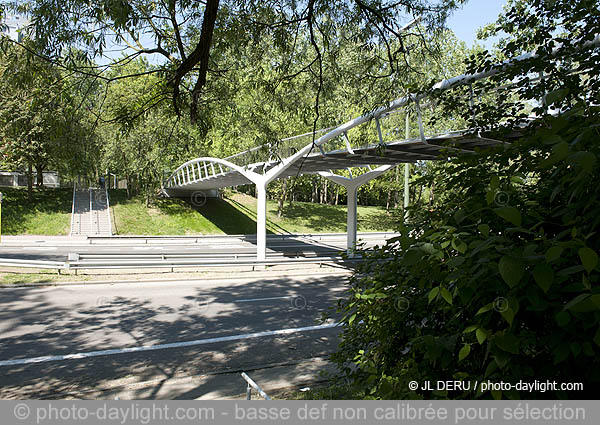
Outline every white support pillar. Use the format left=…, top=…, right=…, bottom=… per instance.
left=319, top=165, right=392, bottom=255
left=256, top=182, right=267, bottom=261
left=346, top=185, right=358, bottom=253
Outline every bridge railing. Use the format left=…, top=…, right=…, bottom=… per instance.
left=166, top=35, right=599, bottom=187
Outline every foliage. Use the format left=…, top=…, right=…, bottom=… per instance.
left=97, top=58, right=207, bottom=201
left=14, top=0, right=465, bottom=125
left=0, top=42, right=87, bottom=183
left=330, top=0, right=600, bottom=399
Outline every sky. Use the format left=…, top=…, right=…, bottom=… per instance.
left=446, top=0, right=509, bottom=49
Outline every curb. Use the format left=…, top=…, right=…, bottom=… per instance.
left=0, top=268, right=352, bottom=289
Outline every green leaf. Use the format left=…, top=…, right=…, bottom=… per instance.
left=564, top=294, right=600, bottom=313
left=402, top=248, right=423, bottom=266
left=421, top=243, right=438, bottom=255
left=532, top=263, right=554, bottom=292
left=493, top=351, right=509, bottom=369
left=495, top=333, right=519, bottom=354
left=500, top=298, right=519, bottom=326
left=476, top=303, right=493, bottom=315
left=451, top=238, right=467, bottom=254
left=553, top=343, right=570, bottom=364
left=476, top=328, right=488, bottom=344
left=578, top=247, right=598, bottom=274
left=458, top=344, right=471, bottom=362
left=542, top=134, right=563, bottom=145
left=555, top=311, right=570, bottom=327
left=440, top=287, right=453, bottom=305
left=477, top=224, right=490, bottom=237
left=494, top=206, right=522, bottom=226
left=564, top=294, right=589, bottom=311
left=501, top=307, right=516, bottom=326
left=463, top=325, right=478, bottom=333
left=552, top=141, right=570, bottom=159
left=484, top=360, right=498, bottom=378
left=567, top=151, right=596, bottom=173
left=428, top=287, right=440, bottom=304
left=594, top=328, right=600, bottom=348
left=545, top=246, right=563, bottom=262
left=498, top=255, right=525, bottom=288
left=453, top=209, right=466, bottom=224
left=490, top=175, right=500, bottom=189
left=545, top=88, right=569, bottom=104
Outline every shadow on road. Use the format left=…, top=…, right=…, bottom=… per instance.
left=0, top=274, right=348, bottom=399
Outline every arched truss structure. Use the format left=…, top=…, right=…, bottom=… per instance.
left=165, top=36, right=600, bottom=260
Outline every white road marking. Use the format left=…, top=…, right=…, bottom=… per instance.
left=22, top=247, right=58, bottom=251
left=0, top=323, right=340, bottom=367
left=235, top=296, right=292, bottom=303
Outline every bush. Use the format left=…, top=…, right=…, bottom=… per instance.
left=331, top=106, right=600, bottom=399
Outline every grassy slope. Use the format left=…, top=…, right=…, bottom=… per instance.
left=0, top=187, right=72, bottom=235
left=110, top=190, right=401, bottom=235
left=0, top=187, right=400, bottom=236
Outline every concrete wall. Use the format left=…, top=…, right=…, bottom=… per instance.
left=0, top=171, right=60, bottom=188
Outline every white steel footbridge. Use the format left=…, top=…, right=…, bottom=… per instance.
left=164, top=36, right=600, bottom=261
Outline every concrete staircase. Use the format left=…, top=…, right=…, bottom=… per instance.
left=70, top=188, right=112, bottom=236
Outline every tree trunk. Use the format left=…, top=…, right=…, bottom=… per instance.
left=125, top=175, right=131, bottom=199
left=187, top=0, right=221, bottom=124
left=278, top=178, right=287, bottom=218
left=386, top=187, right=391, bottom=211
left=27, top=163, right=33, bottom=200
left=36, top=166, right=44, bottom=188
left=321, top=179, right=328, bottom=204
left=287, top=177, right=294, bottom=208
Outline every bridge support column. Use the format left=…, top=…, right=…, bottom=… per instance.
left=346, top=185, right=358, bottom=254
left=256, top=182, right=267, bottom=262
left=319, top=165, right=393, bottom=255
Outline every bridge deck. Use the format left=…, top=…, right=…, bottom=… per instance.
left=165, top=130, right=506, bottom=194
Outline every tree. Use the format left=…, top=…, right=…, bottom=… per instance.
left=0, top=42, right=88, bottom=196
left=96, top=58, right=206, bottom=202
left=11, top=0, right=465, bottom=128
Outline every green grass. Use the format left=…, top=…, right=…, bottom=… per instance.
left=110, top=190, right=401, bottom=235
left=0, top=187, right=72, bottom=235
left=0, top=271, right=71, bottom=285
left=0, top=187, right=400, bottom=236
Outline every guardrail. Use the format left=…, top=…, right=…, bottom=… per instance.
left=241, top=372, right=271, bottom=400
left=0, top=254, right=365, bottom=271
left=83, top=232, right=398, bottom=244
left=0, top=258, right=66, bottom=270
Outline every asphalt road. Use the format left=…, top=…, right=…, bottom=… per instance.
left=0, top=272, right=350, bottom=399
left=0, top=233, right=395, bottom=262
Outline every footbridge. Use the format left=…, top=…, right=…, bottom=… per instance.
left=165, top=36, right=599, bottom=261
